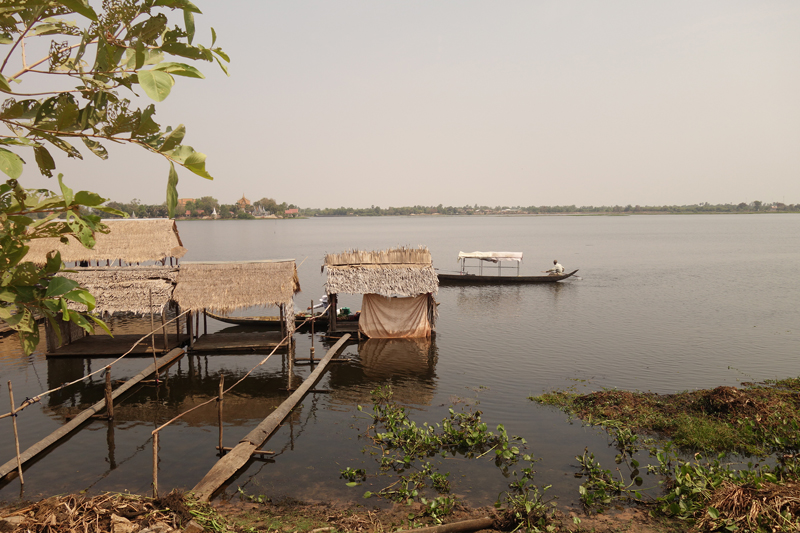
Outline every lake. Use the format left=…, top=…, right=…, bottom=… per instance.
left=1, top=214, right=798, bottom=507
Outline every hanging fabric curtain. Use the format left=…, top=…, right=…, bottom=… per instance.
left=359, top=294, right=431, bottom=338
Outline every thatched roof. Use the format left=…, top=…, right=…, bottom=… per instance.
left=172, top=260, right=301, bottom=314
left=26, top=219, right=186, bottom=265
left=61, top=267, right=178, bottom=315
left=324, top=247, right=438, bottom=296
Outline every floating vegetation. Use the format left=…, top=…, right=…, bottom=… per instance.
left=531, top=379, right=800, bottom=532
left=348, top=385, right=558, bottom=531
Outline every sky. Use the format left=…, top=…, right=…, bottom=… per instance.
left=14, top=0, right=800, bottom=208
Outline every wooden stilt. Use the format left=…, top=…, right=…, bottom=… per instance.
left=162, top=312, right=168, bottom=351
left=150, top=290, right=158, bottom=380
left=188, top=310, right=194, bottom=349
left=175, top=305, right=181, bottom=343
left=104, top=367, right=114, bottom=420
left=195, top=312, right=200, bottom=341
left=310, top=300, right=315, bottom=347
left=7, top=382, right=23, bottom=485
left=152, top=432, right=158, bottom=498
left=279, top=304, right=285, bottom=338
left=217, top=374, right=224, bottom=455
left=203, top=309, right=208, bottom=335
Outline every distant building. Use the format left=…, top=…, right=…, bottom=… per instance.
left=177, top=198, right=193, bottom=210
left=211, top=207, right=218, bottom=218
left=236, top=195, right=251, bottom=211
left=284, top=208, right=299, bottom=217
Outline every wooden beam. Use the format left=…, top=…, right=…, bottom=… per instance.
left=192, top=334, right=351, bottom=501
left=0, top=348, right=186, bottom=480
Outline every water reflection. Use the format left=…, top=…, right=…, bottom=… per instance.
left=327, top=336, right=438, bottom=408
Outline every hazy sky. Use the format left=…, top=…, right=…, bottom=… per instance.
left=19, top=1, right=800, bottom=208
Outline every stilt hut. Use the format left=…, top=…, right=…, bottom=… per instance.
left=172, top=260, right=301, bottom=340
left=324, top=247, right=438, bottom=338
left=23, top=219, right=186, bottom=354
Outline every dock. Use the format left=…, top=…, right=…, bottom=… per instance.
left=189, top=331, right=290, bottom=354
left=46, top=334, right=184, bottom=358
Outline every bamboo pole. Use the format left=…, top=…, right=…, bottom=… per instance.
left=152, top=432, right=158, bottom=498
left=7, top=382, right=23, bottom=485
left=104, top=367, right=114, bottom=420
left=203, top=309, right=208, bottom=335
left=217, top=374, right=224, bottom=455
left=192, top=334, right=351, bottom=501
left=195, top=311, right=200, bottom=341
left=188, top=310, right=194, bottom=349
left=0, top=349, right=185, bottom=480
left=150, top=289, right=158, bottom=383
left=161, top=312, right=168, bottom=352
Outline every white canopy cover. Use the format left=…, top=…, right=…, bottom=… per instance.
left=457, top=251, right=523, bottom=263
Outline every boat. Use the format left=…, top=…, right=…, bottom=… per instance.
left=205, top=311, right=336, bottom=329
left=437, top=251, right=578, bottom=285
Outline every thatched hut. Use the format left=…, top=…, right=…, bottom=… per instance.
left=172, top=260, right=301, bottom=336
left=35, top=219, right=187, bottom=354
left=324, top=247, right=438, bottom=338
left=26, top=219, right=186, bottom=267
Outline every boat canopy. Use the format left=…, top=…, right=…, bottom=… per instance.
left=457, top=251, right=523, bottom=263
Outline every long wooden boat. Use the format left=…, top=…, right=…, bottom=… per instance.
left=438, top=269, right=579, bottom=285
left=206, top=311, right=333, bottom=329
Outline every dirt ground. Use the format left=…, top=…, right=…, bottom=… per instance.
left=210, top=497, right=679, bottom=533
left=0, top=491, right=680, bottom=533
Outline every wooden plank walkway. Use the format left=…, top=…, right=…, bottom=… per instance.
left=192, top=334, right=351, bottom=501
left=190, top=331, right=289, bottom=353
left=46, top=334, right=183, bottom=358
left=0, top=348, right=186, bottom=480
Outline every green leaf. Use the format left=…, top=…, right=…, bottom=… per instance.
left=58, top=174, right=74, bottom=206
left=159, top=124, right=186, bottom=153
left=0, top=148, right=24, bottom=178
left=160, top=42, right=210, bottom=61
left=167, top=162, right=178, bottom=218
left=63, top=289, right=96, bottom=311
left=45, top=251, right=62, bottom=274
left=153, top=0, right=202, bottom=14
left=708, top=507, right=720, bottom=520
left=184, top=150, right=212, bottom=179
left=345, top=482, right=360, bottom=487
left=89, top=314, right=112, bottom=335
left=211, top=27, right=217, bottom=47
left=138, top=70, right=175, bottom=102
left=46, top=277, right=80, bottom=297
left=152, top=62, right=204, bottom=79
left=214, top=56, right=229, bottom=76
left=58, top=0, right=98, bottom=21
left=184, top=10, right=195, bottom=44
left=212, top=48, right=230, bottom=63
left=34, top=145, right=56, bottom=177
left=0, top=74, right=12, bottom=93
left=82, top=138, right=108, bottom=160
left=74, top=190, right=106, bottom=207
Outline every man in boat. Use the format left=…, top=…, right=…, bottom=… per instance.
left=547, top=260, right=564, bottom=275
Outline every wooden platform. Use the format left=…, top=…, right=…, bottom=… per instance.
left=46, top=334, right=184, bottom=358
left=189, top=331, right=289, bottom=353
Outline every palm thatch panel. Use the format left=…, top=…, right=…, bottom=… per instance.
left=325, top=265, right=438, bottom=297
left=172, top=261, right=301, bottom=314
left=324, top=246, right=432, bottom=267
left=26, top=219, right=186, bottom=265
left=61, top=267, right=178, bottom=315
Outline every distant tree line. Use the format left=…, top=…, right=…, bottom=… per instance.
left=100, top=199, right=799, bottom=218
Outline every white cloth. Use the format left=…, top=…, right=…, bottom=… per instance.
left=457, top=251, right=523, bottom=263
left=359, top=294, right=431, bottom=338
left=548, top=263, right=564, bottom=274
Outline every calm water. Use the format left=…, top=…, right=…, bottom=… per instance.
left=1, top=214, right=798, bottom=507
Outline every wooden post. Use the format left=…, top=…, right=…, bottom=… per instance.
left=310, top=300, right=315, bottom=348
left=188, top=310, right=194, bottom=349
left=7, top=382, right=23, bottom=485
left=152, top=432, right=158, bottom=498
left=161, top=312, right=168, bottom=351
left=279, top=304, right=285, bottom=338
left=175, top=305, right=181, bottom=343
left=150, top=290, right=158, bottom=381
left=329, top=294, right=337, bottom=332
left=217, top=374, right=224, bottom=454
left=195, top=311, right=200, bottom=341
left=104, top=367, right=114, bottom=420
left=203, top=309, right=208, bottom=335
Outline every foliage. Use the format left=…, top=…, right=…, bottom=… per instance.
left=0, top=176, right=122, bottom=354
left=531, top=384, right=800, bottom=456
left=0, top=0, right=229, bottom=217
left=349, top=386, right=557, bottom=530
